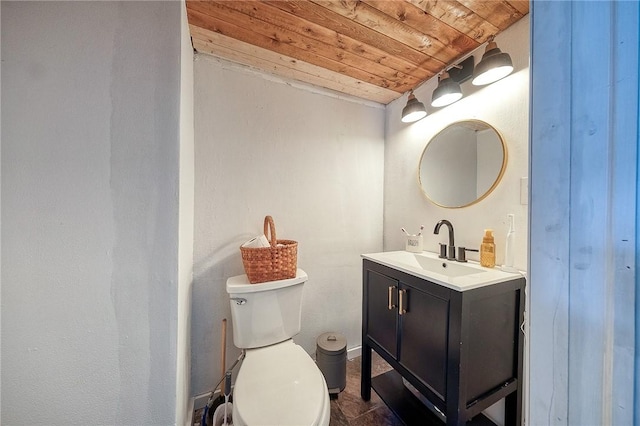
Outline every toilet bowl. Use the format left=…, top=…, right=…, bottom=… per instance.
left=232, top=340, right=330, bottom=426
left=226, top=269, right=330, bottom=426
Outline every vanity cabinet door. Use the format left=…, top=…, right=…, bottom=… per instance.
left=399, top=284, right=449, bottom=401
left=365, top=270, right=398, bottom=358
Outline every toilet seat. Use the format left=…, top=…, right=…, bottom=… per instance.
left=233, top=340, right=330, bottom=426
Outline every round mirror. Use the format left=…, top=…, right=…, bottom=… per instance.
left=418, top=120, right=507, bottom=208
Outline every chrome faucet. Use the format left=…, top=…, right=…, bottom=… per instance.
left=433, top=219, right=455, bottom=260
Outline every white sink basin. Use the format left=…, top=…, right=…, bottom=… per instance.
left=410, top=253, right=485, bottom=277
left=361, top=250, right=521, bottom=291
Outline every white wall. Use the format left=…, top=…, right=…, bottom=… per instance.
left=1, top=2, right=183, bottom=424
left=384, top=16, right=530, bottom=271
left=177, top=1, right=195, bottom=425
left=191, top=55, right=385, bottom=396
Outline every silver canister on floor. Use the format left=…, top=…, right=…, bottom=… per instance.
left=316, top=332, right=347, bottom=395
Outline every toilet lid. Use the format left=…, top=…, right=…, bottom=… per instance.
left=234, top=340, right=328, bottom=426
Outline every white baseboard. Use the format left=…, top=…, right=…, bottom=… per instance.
left=347, top=345, right=362, bottom=360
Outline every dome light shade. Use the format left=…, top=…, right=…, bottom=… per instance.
left=472, top=39, right=514, bottom=86
left=431, top=73, right=463, bottom=107
left=401, top=91, right=427, bottom=123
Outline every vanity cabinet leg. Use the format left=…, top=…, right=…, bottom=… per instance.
left=505, top=389, right=521, bottom=426
left=361, top=343, right=372, bottom=401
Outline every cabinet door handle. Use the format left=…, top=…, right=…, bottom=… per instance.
left=388, top=286, right=397, bottom=310
left=399, top=289, right=407, bottom=315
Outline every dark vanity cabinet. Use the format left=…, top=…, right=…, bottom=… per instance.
left=361, top=259, right=525, bottom=426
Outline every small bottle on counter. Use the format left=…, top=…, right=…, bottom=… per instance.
left=480, top=229, right=496, bottom=268
left=503, top=214, right=518, bottom=272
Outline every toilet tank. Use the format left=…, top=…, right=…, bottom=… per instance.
left=226, top=269, right=308, bottom=349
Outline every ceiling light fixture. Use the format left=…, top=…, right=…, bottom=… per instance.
left=429, top=56, right=474, bottom=109
left=431, top=71, right=463, bottom=108
left=401, top=90, right=427, bottom=123
left=472, top=35, right=514, bottom=86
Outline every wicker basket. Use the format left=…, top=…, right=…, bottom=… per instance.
left=240, top=216, right=298, bottom=284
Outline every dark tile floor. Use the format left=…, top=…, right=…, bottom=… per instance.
left=193, top=352, right=402, bottom=426
left=330, top=352, right=403, bottom=426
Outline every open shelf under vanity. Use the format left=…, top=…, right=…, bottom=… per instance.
left=372, top=368, right=498, bottom=426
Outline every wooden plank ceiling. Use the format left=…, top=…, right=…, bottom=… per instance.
left=187, top=0, right=529, bottom=104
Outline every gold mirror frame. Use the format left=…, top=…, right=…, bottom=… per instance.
left=418, top=120, right=508, bottom=208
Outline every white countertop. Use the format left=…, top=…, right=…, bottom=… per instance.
left=361, top=250, right=524, bottom=291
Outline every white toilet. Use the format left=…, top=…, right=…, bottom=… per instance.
left=226, top=269, right=331, bottom=426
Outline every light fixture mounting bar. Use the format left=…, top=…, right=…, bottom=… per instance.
left=447, top=56, right=475, bottom=84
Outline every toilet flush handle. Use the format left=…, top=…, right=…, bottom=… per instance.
left=230, top=297, right=247, bottom=305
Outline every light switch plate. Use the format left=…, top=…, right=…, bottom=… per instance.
left=520, top=177, right=528, bottom=205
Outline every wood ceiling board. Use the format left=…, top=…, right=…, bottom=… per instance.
left=186, top=0, right=530, bottom=105
left=191, top=26, right=400, bottom=104
left=405, top=0, right=501, bottom=42
left=456, top=0, right=526, bottom=31
left=188, top=2, right=409, bottom=91
left=361, top=0, right=479, bottom=54
left=265, top=0, right=443, bottom=74
left=234, top=0, right=433, bottom=81
left=310, top=0, right=453, bottom=63
left=209, top=0, right=423, bottom=91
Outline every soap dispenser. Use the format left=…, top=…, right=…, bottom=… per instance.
left=480, top=229, right=496, bottom=268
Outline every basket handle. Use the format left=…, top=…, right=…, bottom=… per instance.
left=263, top=216, right=277, bottom=248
